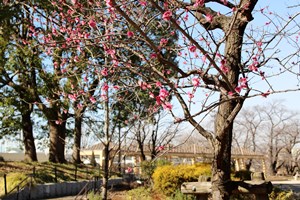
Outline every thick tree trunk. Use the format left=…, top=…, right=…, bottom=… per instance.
left=49, top=121, right=66, bottom=163
left=22, top=104, right=37, bottom=162
left=212, top=100, right=237, bottom=200
left=210, top=18, right=247, bottom=198
left=72, top=113, right=82, bottom=164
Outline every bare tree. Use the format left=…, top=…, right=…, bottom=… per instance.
left=129, top=111, right=179, bottom=161
left=280, top=120, right=300, bottom=175
left=233, top=107, right=265, bottom=170
left=234, top=101, right=300, bottom=175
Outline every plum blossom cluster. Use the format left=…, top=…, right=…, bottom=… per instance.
left=138, top=80, right=173, bottom=111
left=228, top=77, right=249, bottom=96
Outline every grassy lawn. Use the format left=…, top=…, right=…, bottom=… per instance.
left=0, top=161, right=102, bottom=197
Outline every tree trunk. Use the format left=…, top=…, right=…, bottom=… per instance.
left=211, top=19, right=247, bottom=198
left=151, top=130, right=157, bottom=160
left=118, top=124, right=122, bottom=173
left=212, top=100, right=236, bottom=200
left=72, top=112, right=82, bottom=164
left=49, top=121, right=66, bottom=163
left=101, top=93, right=110, bottom=200
left=138, top=140, right=146, bottom=161
left=22, top=104, right=37, bottom=162
left=101, top=143, right=110, bottom=200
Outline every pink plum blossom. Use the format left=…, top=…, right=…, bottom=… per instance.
left=221, top=0, right=228, bottom=5
left=105, top=0, right=113, bottom=7
left=68, top=94, right=77, bottom=101
left=150, top=53, right=157, bottom=59
left=189, top=45, right=197, bottom=52
left=127, top=167, right=133, bottom=173
left=53, top=62, right=58, bottom=69
left=88, top=19, right=96, bottom=29
left=138, top=80, right=148, bottom=90
left=127, top=31, right=134, bottom=38
left=73, top=56, right=80, bottom=62
left=113, top=85, right=120, bottom=90
left=149, top=92, right=155, bottom=98
left=187, top=91, right=194, bottom=99
left=159, top=88, right=169, bottom=101
left=194, top=0, right=205, bottom=7
left=205, top=14, right=213, bottom=23
left=261, top=91, right=270, bottom=97
left=101, top=93, right=108, bottom=101
left=160, top=38, right=168, bottom=46
left=101, top=68, right=108, bottom=76
left=156, top=81, right=162, bottom=88
left=102, top=83, right=109, bottom=91
left=239, top=77, right=248, bottom=89
left=55, top=120, right=63, bottom=125
left=192, top=77, right=200, bottom=87
left=139, top=1, right=147, bottom=6
left=90, top=96, right=96, bottom=104
left=248, top=63, right=258, bottom=71
left=157, top=146, right=165, bottom=151
left=235, top=86, right=241, bottom=93
left=220, top=60, right=229, bottom=73
left=162, top=10, right=172, bottom=21
left=162, top=102, right=173, bottom=111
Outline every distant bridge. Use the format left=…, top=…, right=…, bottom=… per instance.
left=81, top=143, right=266, bottom=173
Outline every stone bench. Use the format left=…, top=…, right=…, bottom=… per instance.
left=181, top=172, right=272, bottom=200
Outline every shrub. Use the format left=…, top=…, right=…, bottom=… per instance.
left=0, top=156, right=4, bottom=162
left=152, top=163, right=211, bottom=196
left=140, top=159, right=171, bottom=180
left=269, top=187, right=299, bottom=200
left=230, top=194, right=255, bottom=200
left=126, top=187, right=152, bottom=200
left=166, top=189, right=197, bottom=200
left=87, top=191, right=102, bottom=200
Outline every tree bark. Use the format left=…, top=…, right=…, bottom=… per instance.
left=49, top=120, right=66, bottom=163
left=102, top=143, right=110, bottom=200
left=211, top=17, right=247, bottom=198
left=101, top=93, right=110, bottom=200
left=21, top=103, right=37, bottom=162
left=138, top=140, right=146, bottom=161
left=72, top=112, right=82, bottom=164
left=212, top=100, right=237, bottom=200
left=118, top=123, right=122, bottom=173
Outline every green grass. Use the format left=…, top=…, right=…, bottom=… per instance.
left=0, top=161, right=102, bottom=197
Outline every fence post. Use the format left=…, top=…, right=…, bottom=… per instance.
left=94, top=176, right=99, bottom=193
left=74, top=164, right=77, bottom=181
left=54, top=166, right=57, bottom=183
left=29, top=174, right=33, bottom=200
left=16, top=185, right=19, bottom=200
left=86, top=167, right=88, bottom=179
left=33, top=166, right=36, bottom=177
left=4, top=174, right=7, bottom=195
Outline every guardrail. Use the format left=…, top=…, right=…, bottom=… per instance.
left=74, top=176, right=100, bottom=200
